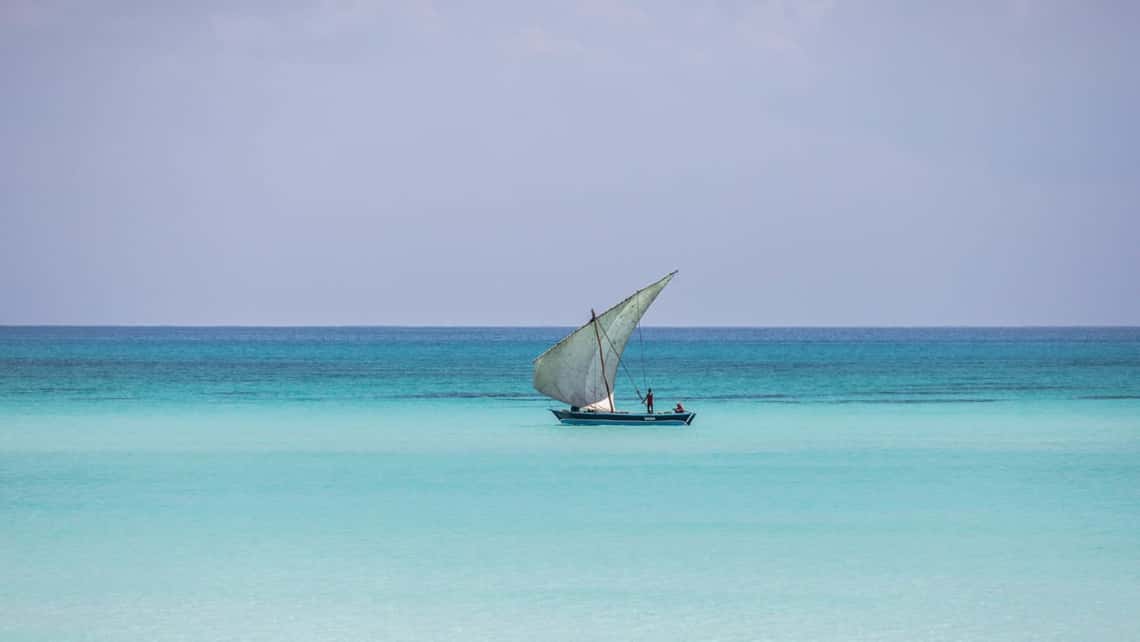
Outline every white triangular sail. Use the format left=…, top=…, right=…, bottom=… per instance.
left=533, top=271, right=676, bottom=410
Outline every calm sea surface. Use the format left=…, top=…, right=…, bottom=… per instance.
left=2, top=327, right=1139, bottom=641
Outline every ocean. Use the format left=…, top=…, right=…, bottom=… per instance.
left=2, top=327, right=1139, bottom=641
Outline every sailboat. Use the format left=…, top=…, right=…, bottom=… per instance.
left=533, top=271, right=695, bottom=426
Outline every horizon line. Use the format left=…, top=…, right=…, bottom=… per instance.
left=2, top=324, right=1139, bottom=329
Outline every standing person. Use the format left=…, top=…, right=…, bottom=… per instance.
left=645, top=388, right=654, bottom=414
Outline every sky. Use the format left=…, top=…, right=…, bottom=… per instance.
left=1, top=0, right=1137, bottom=326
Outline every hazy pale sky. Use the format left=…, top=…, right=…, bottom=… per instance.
left=2, top=0, right=1137, bottom=325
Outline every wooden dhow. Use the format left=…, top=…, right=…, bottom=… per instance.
left=533, top=271, right=694, bottom=426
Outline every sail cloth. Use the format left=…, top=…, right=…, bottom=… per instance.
left=533, top=271, right=676, bottom=410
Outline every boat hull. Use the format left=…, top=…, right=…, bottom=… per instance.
left=551, top=409, right=695, bottom=426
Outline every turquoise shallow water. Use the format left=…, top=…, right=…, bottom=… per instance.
left=2, top=327, right=1139, bottom=641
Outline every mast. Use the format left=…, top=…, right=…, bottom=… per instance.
left=590, top=309, right=615, bottom=412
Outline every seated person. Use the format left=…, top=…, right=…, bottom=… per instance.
left=674, top=402, right=685, bottom=413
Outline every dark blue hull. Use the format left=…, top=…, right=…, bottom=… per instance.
left=551, top=409, right=695, bottom=426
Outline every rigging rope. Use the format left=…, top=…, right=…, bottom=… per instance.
left=637, top=308, right=649, bottom=392
left=597, top=321, right=645, bottom=402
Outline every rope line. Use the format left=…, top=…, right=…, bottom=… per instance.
left=597, top=320, right=645, bottom=402
left=637, top=317, right=649, bottom=392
